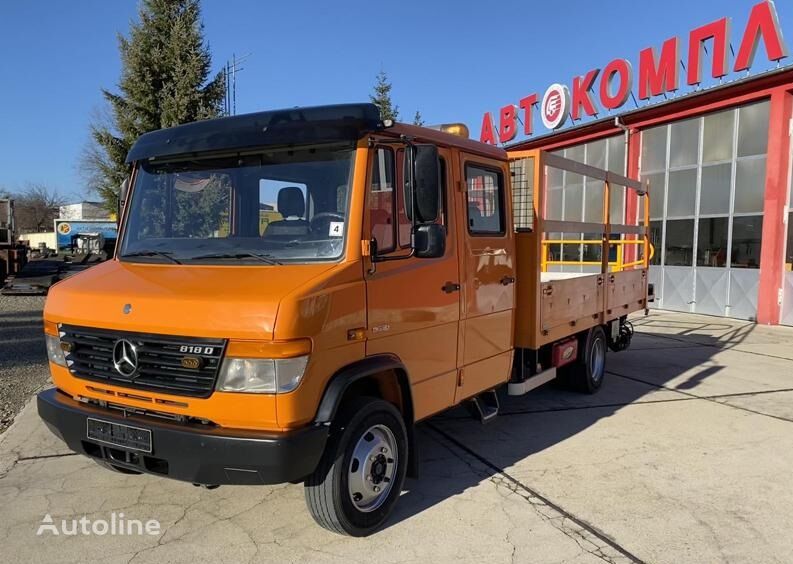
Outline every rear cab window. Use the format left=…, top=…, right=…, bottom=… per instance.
left=465, top=165, right=505, bottom=235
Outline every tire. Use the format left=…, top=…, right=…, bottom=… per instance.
left=94, top=460, right=142, bottom=475
left=561, top=326, right=607, bottom=394
left=304, top=396, right=408, bottom=536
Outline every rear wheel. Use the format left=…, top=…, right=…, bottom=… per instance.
left=560, top=326, right=607, bottom=394
left=304, top=397, right=408, bottom=536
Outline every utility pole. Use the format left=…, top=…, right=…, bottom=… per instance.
left=223, top=53, right=251, bottom=116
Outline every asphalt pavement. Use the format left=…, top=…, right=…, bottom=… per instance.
left=2, top=310, right=793, bottom=563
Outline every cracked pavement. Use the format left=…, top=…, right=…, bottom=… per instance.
left=2, top=310, right=793, bottom=563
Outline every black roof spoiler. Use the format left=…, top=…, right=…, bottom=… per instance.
left=126, top=103, right=383, bottom=163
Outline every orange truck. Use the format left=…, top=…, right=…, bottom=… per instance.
left=38, top=103, right=650, bottom=536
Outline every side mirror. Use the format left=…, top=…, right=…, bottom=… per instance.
left=405, top=144, right=440, bottom=224
left=413, top=223, right=445, bottom=259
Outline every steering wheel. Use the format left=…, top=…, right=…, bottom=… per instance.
left=310, top=212, right=345, bottom=235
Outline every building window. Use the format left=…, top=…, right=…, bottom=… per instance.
left=737, top=102, right=770, bottom=157
left=649, top=221, right=663, bottom=266
left=645, top=172, right=666, bottom=219
left=734, top=158, right=766, bottom=214
left=640, top=100, right=770, bottom=270
left=563, top=173, right=584, bottom=222
left=641, top=125, right=668, bottom=173
left=667, top=168, right=697, bottom=218
left=700, top=163, right=731, bottom=215
left=548, top=134, right=628, bottom=268
left=731, top=216, right=763, bottom=269
left=669, top=118, right=699, bottom=168
left=665, top=219, right=695, bottom=266
left=697, top=217, right=729, bottom=267
left=703, top=109, right=734, bottom=163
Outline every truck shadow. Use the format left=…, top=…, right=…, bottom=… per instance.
left=385, top=313, right=761, bottom=530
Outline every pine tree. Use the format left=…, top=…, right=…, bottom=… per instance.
left=370, top=70, right=399, bottom=122
left=86, top=0, right=225, bottom=212
left=412, top=110, right=424, bottom=126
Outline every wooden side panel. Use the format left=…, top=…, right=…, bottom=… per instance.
left=514, top=231, right=540, bottom=349
left=607, top=269, right=648, bottom=315
left=541, top=274, right=603, bottom=330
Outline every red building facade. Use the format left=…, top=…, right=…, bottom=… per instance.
left=481, top=2, right=793, bottom=325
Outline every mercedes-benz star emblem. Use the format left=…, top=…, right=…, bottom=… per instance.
left=112, top=339, right=139, bottom=378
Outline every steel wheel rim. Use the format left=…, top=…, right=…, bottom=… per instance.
left=347, top=424, right=398, bottom=513
left=590, top=335, right=605, bottom=383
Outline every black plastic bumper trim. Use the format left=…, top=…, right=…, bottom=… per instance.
left=37, top=388, right=328, bottom=485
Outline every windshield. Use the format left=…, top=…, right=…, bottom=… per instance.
left=120, top=144, right=355, bottom=264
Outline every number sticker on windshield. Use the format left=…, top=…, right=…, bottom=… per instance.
left=329, top=222, right=344, bottom=237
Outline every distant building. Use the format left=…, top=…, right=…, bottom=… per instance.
left=59, top=202, right=110, bottom=221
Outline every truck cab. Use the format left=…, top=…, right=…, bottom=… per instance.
left=38, top=103, right=648, bottom=536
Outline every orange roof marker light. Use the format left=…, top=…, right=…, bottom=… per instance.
left=426, top=123, right=470, bottom=138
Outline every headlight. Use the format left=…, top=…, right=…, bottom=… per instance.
left=217, top=356, right=309, bottom=394
left=45, top=334, right=67, bottom=367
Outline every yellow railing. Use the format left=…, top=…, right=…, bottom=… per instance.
left=541, top=238, right=649, bottom=272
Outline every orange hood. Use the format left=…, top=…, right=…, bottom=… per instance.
left=44, top=260, right=336, bottom=340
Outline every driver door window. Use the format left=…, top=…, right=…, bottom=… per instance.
left=370, top=146, right=396, bottom=253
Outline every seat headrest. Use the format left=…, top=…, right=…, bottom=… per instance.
left=278, top=187, right=305, bottom=218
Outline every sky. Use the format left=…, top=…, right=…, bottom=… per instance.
left=0, top=0, right=791, bottom=201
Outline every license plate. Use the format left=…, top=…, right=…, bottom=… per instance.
left=86, top=418, right=152, bottom=453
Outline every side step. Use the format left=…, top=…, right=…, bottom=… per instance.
left=507, top=367, right=557, bottom=396
left=467, top=390, right=500, bottom=424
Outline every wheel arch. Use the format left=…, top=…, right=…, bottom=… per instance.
left=315, top=354, right=413, bottom=424
left=314, top=354, right=418, bottom=477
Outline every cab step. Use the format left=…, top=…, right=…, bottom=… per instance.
left=467, top=390, right=499, bottom=424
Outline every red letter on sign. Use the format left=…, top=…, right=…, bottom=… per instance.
left=480, top=112, right=496, bottom=145
left=571, top=69, right=600, bottom=120
left=687, top=17, right=731, bottom=85
left=734, top=0, right=789, bottom=72
left=499, top=104, right=517, bottom=144
left=638, top=37, right=680, bottom=100
left=518, top=94, right=537, bottom=136
left=599, top=59, right=633, bottom=111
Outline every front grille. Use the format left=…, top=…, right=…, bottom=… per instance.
left=60, top=325, right=226, bottom=398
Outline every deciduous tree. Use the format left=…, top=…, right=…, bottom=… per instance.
left=12, top=184, right=66, bottom=233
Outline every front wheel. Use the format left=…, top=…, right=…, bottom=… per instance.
left=304, top=397, right=408, bottom=536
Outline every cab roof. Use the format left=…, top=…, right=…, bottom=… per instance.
left=126, top=103, right=382, bottom=163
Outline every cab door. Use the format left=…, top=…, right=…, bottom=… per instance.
left=365, top=144, right=461, bottom=421
left=453, top=152, right=516, bottom=402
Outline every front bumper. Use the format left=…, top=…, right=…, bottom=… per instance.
left=37, top=388, right=328, bottom=485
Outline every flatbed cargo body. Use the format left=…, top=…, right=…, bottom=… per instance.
left=507, top=149, right=650, bottom=350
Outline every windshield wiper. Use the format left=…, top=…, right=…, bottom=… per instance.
left=189, top=252, right=282, bottom=265
left=121, top=250, right=182, bottom=264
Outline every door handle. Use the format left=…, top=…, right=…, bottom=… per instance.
left=500, top=276, right=516, bottom=286
left=442, top=281, right=461, bottom=294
